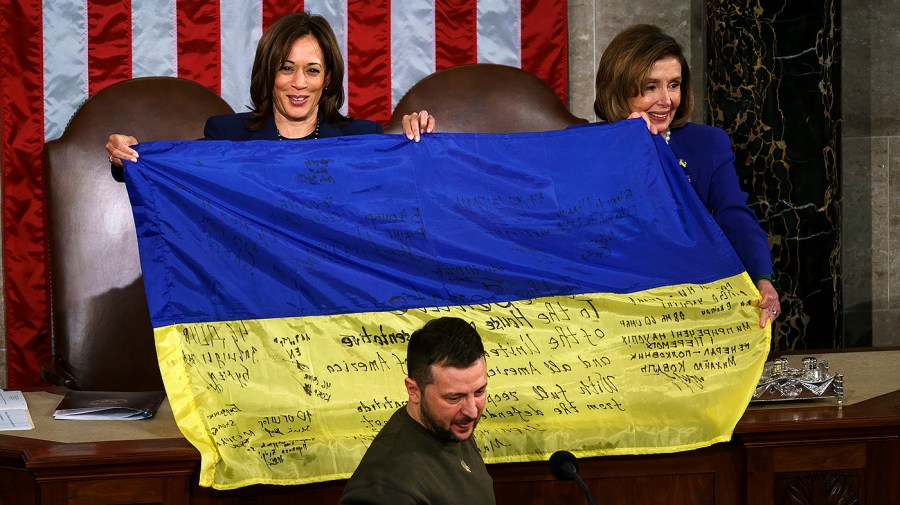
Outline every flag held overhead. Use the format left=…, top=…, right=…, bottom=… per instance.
left=124, top=121, right=769, bottom=489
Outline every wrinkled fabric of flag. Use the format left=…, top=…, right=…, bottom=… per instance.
left=124, top=119, right=770, bottom=490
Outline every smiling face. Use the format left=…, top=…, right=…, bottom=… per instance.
left=272, top=34, right=328, bottom=133
left=406, top=357, right=487, bottom=442
left=628, top=56, right=682, bottom=136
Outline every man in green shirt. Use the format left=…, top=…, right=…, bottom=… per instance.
left=340, top=317, right=496, bottom=505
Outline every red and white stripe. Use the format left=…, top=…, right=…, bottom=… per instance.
left=0, top=0, right=568, bottom=387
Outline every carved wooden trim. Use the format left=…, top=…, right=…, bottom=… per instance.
left=784, top=473, right=859, bottom=505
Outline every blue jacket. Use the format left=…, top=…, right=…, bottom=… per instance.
left=203, top=112, right=383, bottom=140
left=667, top=122, right=774, bottom=280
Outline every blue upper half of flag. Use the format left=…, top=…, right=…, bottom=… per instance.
left=124, top=119, right=745, bottom=327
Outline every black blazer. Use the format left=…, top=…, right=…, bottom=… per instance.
left=203, top=112, right=383, bottom=140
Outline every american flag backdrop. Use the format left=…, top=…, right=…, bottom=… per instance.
left=0, top=1, right=568, bottom=387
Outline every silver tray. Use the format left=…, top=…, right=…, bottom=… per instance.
left=751, top=356, right=844, bottom=404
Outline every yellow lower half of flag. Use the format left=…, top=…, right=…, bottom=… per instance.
left=155, top=273, right=769, bottom=490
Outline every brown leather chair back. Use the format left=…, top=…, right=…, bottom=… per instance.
left=43, top=77, right=233, bottom=391
left=383, top=63, right=586, bottom=133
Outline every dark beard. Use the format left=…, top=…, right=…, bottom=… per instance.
left=419, top=397, right=479, bottom=443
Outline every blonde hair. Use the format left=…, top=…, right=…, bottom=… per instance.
left=594, top=24, right=693, bottom=129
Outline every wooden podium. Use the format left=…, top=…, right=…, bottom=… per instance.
left=3, top=350, right=898, bottom=504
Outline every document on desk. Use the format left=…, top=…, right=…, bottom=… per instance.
left=0, top=390, right=34, bottom=430
left=53, top=390, right=166, bottom=420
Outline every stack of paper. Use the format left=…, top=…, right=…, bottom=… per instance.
left=0, top=390, right=34, bottom=430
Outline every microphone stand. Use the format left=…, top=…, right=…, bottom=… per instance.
left=549, top=451, right=597, bottom=505
left=570, top=469, right=596, bottom=505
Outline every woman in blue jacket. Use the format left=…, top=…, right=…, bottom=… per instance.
left=594, top=24, right=780, bottom=328
left=106, top=11, right=433, bottom=173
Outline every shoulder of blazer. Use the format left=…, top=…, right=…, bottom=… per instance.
left=204, top=113, right=267, bottom=140
left=324, top=118, right=383, bottom=137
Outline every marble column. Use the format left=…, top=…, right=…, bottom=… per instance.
left=706, top=0, right=842, bottom=349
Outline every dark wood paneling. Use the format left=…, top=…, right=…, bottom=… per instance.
left=1, top=390, right=897, bottom=504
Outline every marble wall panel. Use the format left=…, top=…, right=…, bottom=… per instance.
left=706, top=0, right=841, bottom=350
left=841, top=0, right=872, bottom=139
left=892, top=137, right=900, bottom=281
left=858, top=3, right=900, bottom=137
left=567, top=0, right=599, bottom=120
left=873, top=311, right=900, bottom=347
left=841, top=0, right=899, bottom=348
left=841, top=136, right=886, bottom=347
left=884, top=136, right=900, bottom=347
left=873, top=178, right=899, bottom=352
left=875, top=140, right=893, bottom=314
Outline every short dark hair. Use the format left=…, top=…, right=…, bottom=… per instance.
left=245, top=11, right=348, bottom=131
left=407, top=317, right=486, bottom=387
left=593, top=24, right=693, bottom=129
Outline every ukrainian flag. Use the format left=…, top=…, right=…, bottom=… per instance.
left=124, top=119, right=769, bottom=490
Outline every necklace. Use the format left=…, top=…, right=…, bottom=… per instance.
left=277, top=118, right=320, bottom=140
left=664, top=130, right=671, bottom=144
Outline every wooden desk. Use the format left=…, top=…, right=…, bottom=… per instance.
left=3, top=350, right=898, bottom=504
left=488, top=388, right=900, bottom=505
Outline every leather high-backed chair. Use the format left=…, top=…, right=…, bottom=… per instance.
left=383, top=63, right=587, bottom=133
left=42, top=77, right=233, bottom=391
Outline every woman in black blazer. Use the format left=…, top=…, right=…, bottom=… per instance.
left=106, top=11, right=434, bottom=171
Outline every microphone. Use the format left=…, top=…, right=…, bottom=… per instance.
left=548, top=450, right=597, bottom=505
